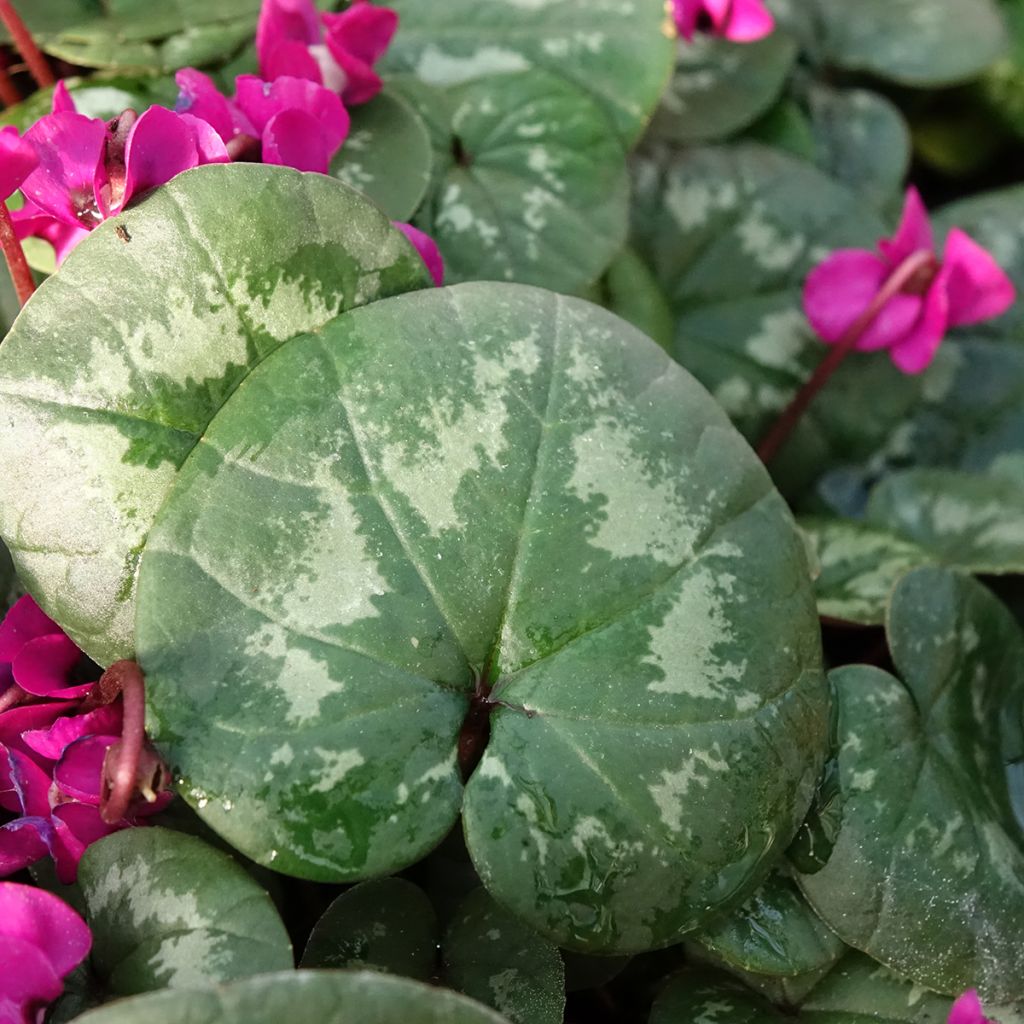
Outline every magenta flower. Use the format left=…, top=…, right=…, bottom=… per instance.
left=803, top=187, right=1016, bottom=374
left=394, top=221, right=444, bottom=286
left=0, top=125, right=38, bottom=201
left=0, top=597, right=168, bottom=883
left=0, top=882, right=90, bottom=1024
left=672, top=0, right=775, bottom=42
left=14, top=91, right=229, bottom=264
left=949, top=990, right=995, bottom=1024
left=257, top=0, right=398, bottom=105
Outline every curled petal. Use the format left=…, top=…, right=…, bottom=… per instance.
left=262, top=38, right=326, bottom=85
left=12, top=635, right=87, bottom=699
left=672, top=0, right=701, bottom=40
left=51, top=81, right=77, bottom=114
left=22, top=704, right=122, bottom=762
left=0, top=744, right=51, bottom=817
left=723, top=0, right=775, bottom=41
left=0, top=882, right=92, bottom=977
left=121, top=106, right=203, bottom=208
left=0, top=596, right=61, bottom=662
left=175, top=68, right=238, bottom=142
left=394, top=222, right=444, bottom=286
left=235, top=75, right=349, bottom=154
left=323, top=3, right=397, bottom=104
left=0, top=934, right=64, bottom=1019
left=0, top=702, right=66, bottom=757
left=53, top=735, right=115, bottom=805
left=0, top=125, right=39, bottom=202
left=941, top=227, right=1016, bottom=327
left=261, top=108, right=335, bottom=173
left=22, top=112, right=110, bottom=228
left=0, top=818, right=51, bottom=876
left=803, top=249, right=921, bottom=352
left=889, top=274, right=950, bottom=374
left=879, top=186, right=934, bottom=265
left=257, top=0, right=322, bottom=75
left=948, top=990, right=993, bottom=1024
left=178, top=113, right=232, bottom=166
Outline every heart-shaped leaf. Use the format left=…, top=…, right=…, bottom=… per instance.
left=382, top=0, right=674, bottom=145
left=330, top=89, right=434, bottom=222
left=648, top=33, right=798, bottom=144
left=300, top=879, right=439, bottom=980
left=135, top=282, right=826, bottom=952
left=796, top=568, right=1024, bottom=1001
left=444, top=888, right=564, bottom=1024
left=406, top=71, right=629, bottom=293
left=692, top=871, right=845, bottom=979
left=72, top=970, right=513, bottom=1024
left=799, top=518, right=932, bottom=626
left=77, top=827, right=293, bottom=995
left=0, top=164, right=428, bottom=666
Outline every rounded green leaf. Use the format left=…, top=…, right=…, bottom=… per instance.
left=77, top=827, right=292, bottom=996
left=72, top=970, right=512, bottom=1024
left=382, top=0, right=675, bottom=145
left=693, top=871, right=845, bottom=978
left=0, top=163, right=428, bottom=666
left=331, top=89, right=434, bottom=221
left=815, top=0, right=1008, bottom=86
left=411, top=71, right=629, bottom=293
left=797, top=568, right=1024, bottom=1001
left=443, top=888, right=564, bottom=1024
left=649, top=33, right=798, bottom=144
left=301, top=879, right=439, bottom=980
left=135, top=283, right=826, bottom=953
left=800, top=518, right=932, bottom=626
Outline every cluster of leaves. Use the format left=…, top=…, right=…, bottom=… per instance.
left=1, top=1, right=1023, bottom=1023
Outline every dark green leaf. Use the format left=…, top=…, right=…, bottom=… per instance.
left=444, top=888, right=564, bottom=1024
left=71, top=970, right=513, bottom=1024
left=797, top=568, right=1024, bottom=1001
left=585, top=246, right=675, bottom=351
left=0, top=164, right=428, bottom=666
left=77, top=828, right=292, bottom=996
left=301, top=879, right=439, bottom=980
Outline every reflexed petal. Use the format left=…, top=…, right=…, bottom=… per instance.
left=51, top=81, right=76, bottom=114
left=235, top=75, right=349, bottom=154
left=262, top=38, right=325, bottom=85
left=22, top=704, right=122, bottom=762
left=261, top=108, right=334, bottom=173
left=889, top=274, right=950, bottom=374
left=53, top=802, right=118, bottom=849
left=941, top=227, right=1016, bottom=326
left=257, top=0, right=322, bottom=75
left=53, top=735, right=114, bottom=805
left=12, top=204, right=90, bottom=264
left=22, top=112, right=110, bottom=227
left=0, top=597, right=61, bottom=662
left=0, top=818, right=50, bottom=876
left=11, top=635, right=87, bottom=698
left=0, top=882, right=92, bottom=977
left=394, top=222, right=444, bottom=286
left=0, top=126, right=38, bottom=202
left=0, top=744, right=51, bottom=817
left=672, top=0, right=702, bottom=41
left=178, top=113, right=232, bottom=166
left=0, top=933, right=63, bottom=1019
left=803, top=248, right=920, bottom=351
left=879, top=186, right=934, bottom=265
left=723, top=0, right=775, bottom=41
left=175, top=68, right=237, bottom=142
left=322, top=2, right=397, bottom=103
left=121, top=106, right=203, bottom=208
left=322, top=46, right=382, bottom=105
left=0, top=703, right=66, bottom=757
left=948, top=990, right=991, bottom=1024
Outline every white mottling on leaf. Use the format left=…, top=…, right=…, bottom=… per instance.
left=648, top=745, right=729, bottom=832
left=415, top=44, right=530, bottom=83
left=310, top=748, right=365, bottom=793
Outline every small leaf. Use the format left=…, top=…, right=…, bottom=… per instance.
left=649, top=33, right=798, bottom=144
left=77, top=828, right=293, bottom=996
left=800, top=517, right=932, bottom=626
left=301, top=879, right=439, bottom=980
left=331, top=89, right=434, bottom=222
left=444, top=888, right=565, bottom=1024
left=796, top=568, right=1024, bottom=1001
left=71, top=970, right=513, bottom=1024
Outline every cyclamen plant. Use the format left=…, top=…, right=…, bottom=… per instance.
left=0, top=0, right=1021, bottom=1023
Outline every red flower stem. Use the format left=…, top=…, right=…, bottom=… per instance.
left=756, top=249, right=938, bottom=466
left=0, top=55, right=20, bottom=107
left=0, top=199, right=34, bottom=307
left=0, top=683, right=26, bottom=713
left=0, top=0, right=54, bottom=89
left=99, top=660, right=146, bottom=825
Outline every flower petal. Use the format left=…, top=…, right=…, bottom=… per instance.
left=121, top=106, right=204, bottom=208
left=22, top=112, right=110, bottom=228
left=672, top=0, right=701, bottom=41
left=879, top=186, right=934, bottom=265
left=0, top=126, right=39, bottom=202
left=0, top=744, right=51, bottom=817
left=394, top=222, right=444, bottom=286
left=889, top=274, right=950, bottom=374
left=0, top=818, right=50, bottom=876
left=948, top=989, right=991, bottom=1024
left=0, top=597, right=61, bottom=662
left=261, top=108, right=334, bottom=173
left=12, top=635, right=87, bottom=699
left=175, top=68, right=238, bottom=142
left=322, top=2, right=397, bottom=104
left=178, top=113, right=232, bottom=166
left=51, top=81, right=76, bottom=114
left=803, top=248, right=921, bottom=351
left=53, top=735, right=114, bottom=805
left=723, top=0, right=775, bottom=41
left=0, top=882, right=92, bottom=977
left=235, top=74, right=349, bottom=154
left=0, top=703, right=66, bottom=758
left=257, top=0, right=322, bottom=76
left=12, top=203, right=90, bottom=264
left=941, top=227, right=1016, bottom=327
left=22, top=704, right=122, bottom=762
left=0, top=933, right=64, bottom=1020
left=263, top=38, right=325, bottom=85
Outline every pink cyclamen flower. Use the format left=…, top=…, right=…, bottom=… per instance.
left=672, top=0, right=775, bottom=42
left=0, top=597, right=168, bottom=883
left=803, top=186, right=1016, bottom=374
left=949, top=990, right=995, bottom=1024
left=394, top=222, right=444, bottom=286
left=257, top=0, right=398, bottom=105
left=0, top=882, right=91, bottom=1024
left=0, top=125, right=38, bottom=201
left=13, top=88, right=229, bottom=264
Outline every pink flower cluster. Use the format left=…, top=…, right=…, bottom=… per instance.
left=0, top=882, right=90, bottom=1024
left=672, top=0, right=775, bottom=43
left=0, top=597, right=167, bottom=883
left=0, top=0, right=442, bottom=282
